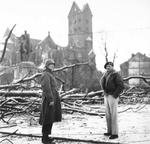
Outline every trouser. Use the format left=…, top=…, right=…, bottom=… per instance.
left=42, top=123, right=53, bottom=135
left=104, top=95, right=118, bottom=135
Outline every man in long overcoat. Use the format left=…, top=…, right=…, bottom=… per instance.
left=39, top=59, right=62, bottom=144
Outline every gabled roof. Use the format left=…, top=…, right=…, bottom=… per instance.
left=128, top=52, right=150, bottom=62
left=68, top=2, right=92, bottom=18
left=1, top=28, right=17, bottom=44
left=68, top=1, right=81, bottom=18
left=82, top=3, right=92, bottom=16
left=38, top=32, right=57, bottom=49
left=120, top=52, right=150, bottom=68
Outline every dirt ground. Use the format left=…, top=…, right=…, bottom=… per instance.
left=0, top=104, right=150, bottom=144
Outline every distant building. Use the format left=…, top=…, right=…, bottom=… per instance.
left=120, top=52, right=150, bottom=86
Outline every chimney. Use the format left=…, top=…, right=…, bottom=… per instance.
left=132, top=54, right=135, bottom=57
left=48, top=31, right=50, bottom=36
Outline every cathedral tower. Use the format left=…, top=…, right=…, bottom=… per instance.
left=68, top=2, right=93, bottom=52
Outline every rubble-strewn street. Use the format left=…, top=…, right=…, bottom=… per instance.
left=0, top=104, right=150, bottom=144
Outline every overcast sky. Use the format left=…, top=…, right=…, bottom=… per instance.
left=0, top=0, right=150, bottom=71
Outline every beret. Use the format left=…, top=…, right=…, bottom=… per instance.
left=104, top=61, right=114, bottom=69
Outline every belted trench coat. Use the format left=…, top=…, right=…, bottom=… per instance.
left=39, top=68, right=62, bottom=125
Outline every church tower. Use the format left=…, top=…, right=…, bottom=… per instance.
left=66, top=2, right=99, bottom=92
left=68, top=2, right=93, bottom=59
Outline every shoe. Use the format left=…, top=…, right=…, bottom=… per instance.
left=104, top=132, right=111, bottom=136
left=47, top=137, right=54, bottom=142
left=42, top=136, right=54, bottom=143
left=42, top=140, right=54, bottom=144
left=109, top=135, right=118, bottom=139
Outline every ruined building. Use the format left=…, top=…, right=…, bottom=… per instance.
left=120, top=52, right=150, bottom=86
left=0, top=2, right=100, bottom=91
left=63, top=2, right=99, bottom=91
left=68, top=1, right=92, bottom=61
left=37, top=2, right=100, bottom=91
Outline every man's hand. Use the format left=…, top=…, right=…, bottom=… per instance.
left=49, top=101, right=54, bottom=106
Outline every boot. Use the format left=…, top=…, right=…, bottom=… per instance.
left=109, top=134, right=118, bottom=139
left=42, top=134, right=54, bottom=144
left=47, top=137, right=54, bottom=142
left=104, top=132, right=111, bottom=136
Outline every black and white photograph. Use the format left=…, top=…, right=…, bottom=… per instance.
left=0, top=0, right=150, bottom=144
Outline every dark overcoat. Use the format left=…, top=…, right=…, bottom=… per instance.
left=39, top=68, right=62, bottom=125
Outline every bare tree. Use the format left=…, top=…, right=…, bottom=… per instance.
left=104, top=41, right=108, bottom=62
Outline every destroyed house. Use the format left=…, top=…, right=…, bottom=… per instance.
left=120, top=52, right=150, bottom=86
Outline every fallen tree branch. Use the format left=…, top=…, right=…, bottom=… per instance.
left=0, top=138, right=14, bottom=144
left=0, top=124, right=17, bottom=129
left=62, top=107, right=104, bottom=117
left=123, top=75, right=150, bottom=85
left=118, top=104, right=147, bottom=113
left=60, top=88, right=80, bottom=98
left=0, top=84, right=20, bottom=90
left=61, top=90, right=103, bottom=99
left=54, top=62, right=89, bottom=72
left=0, top=90, right=41, bottom=97
left=13, top=62, right=89, bottom=84
left=0, top=131, right=119, bottom=144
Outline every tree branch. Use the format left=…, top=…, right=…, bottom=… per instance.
left=0, top=24, right=16, bottom=63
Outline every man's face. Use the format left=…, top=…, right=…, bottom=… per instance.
left=106, top=64, right=114, bottom=72
left=47, top=64, right=55, bottom=71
